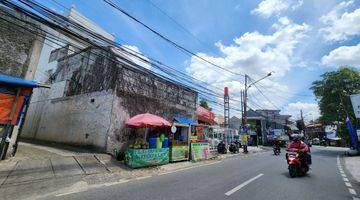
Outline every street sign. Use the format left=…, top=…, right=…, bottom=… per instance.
left=350, top=94, right=360, bottom=118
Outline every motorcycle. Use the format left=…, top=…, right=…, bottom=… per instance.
left=273, top=145, right=280, bottom=155
left=229, top=142, right=239, bottom=153
left=286, top=152, right=310, bottom=178
left=217, top=141, right=227, bottom=154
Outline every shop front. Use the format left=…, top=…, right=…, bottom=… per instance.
left=169, top=117, right=196, bottom=162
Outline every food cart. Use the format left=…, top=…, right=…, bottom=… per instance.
left=190, top=106, right=214, bottom=161
left=124, top=113, right=171, bottom=168
left=169, top=117, right=195, bottom=162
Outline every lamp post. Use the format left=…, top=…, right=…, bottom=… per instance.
left=243, top=72, right=273, bottom=126
left=242, top=72, right=273, bottom=147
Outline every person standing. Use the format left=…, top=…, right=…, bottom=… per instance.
left=241, top=133, right=248, bottom=153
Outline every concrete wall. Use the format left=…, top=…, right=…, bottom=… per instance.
left=25, top=46, right=198, bottom=154
left=0, top=7, right=44, bottom=78
left=23, top=90, right=114, bottom=150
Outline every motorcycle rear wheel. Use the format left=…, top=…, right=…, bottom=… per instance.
left=289, top=165, right=297, bottom=178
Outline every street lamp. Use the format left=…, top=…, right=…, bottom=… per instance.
left=241, top=72, right=273, bottom=147
left=243, top=71, right=274, bottom=125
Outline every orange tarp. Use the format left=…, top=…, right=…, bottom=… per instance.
left=0, top=93, right=25, bottom=125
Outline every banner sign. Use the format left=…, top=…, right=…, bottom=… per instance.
left=350, top=94, right=360, bottom=118
left=125, top=148, right=169, bottom=168
left=170, top=145, right=189, bottom=162
left=191, top=142, right=209, bottom=162
left=325, top=125, right=337, bottom=139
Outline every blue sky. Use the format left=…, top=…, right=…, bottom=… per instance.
left=42, top=0, right=360, bottom=120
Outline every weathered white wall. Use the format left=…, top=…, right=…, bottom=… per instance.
left=106, top=96, right=130, bottom=154
left=23, top=90, right=114, bottom=150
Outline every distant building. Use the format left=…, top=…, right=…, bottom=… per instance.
left=305, top=123, right=324, bottom=140
left=247, top=109, right=292, bottom=145
left=214, top=114, right=224, bottom=126
left=229, top=116, right=242, bottom=130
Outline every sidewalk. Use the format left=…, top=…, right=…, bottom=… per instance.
left=0, top=142, right=268, bottom=200
left=344, top=156, right=360, bottom=183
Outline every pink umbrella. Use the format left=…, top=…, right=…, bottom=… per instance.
left=126, top=113, right=171, bottom=127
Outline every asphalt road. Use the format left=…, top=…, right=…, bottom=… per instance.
left=50, top=146, right=358, bottom=200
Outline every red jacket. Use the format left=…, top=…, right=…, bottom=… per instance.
left=286, top=141, right=310, bottom=153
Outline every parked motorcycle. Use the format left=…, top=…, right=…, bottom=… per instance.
left=217, top=141, right=227, bottom=154
left=229, top=142, right=239, bottom=153
left=273, top=146, right=280, bottom=155
left=286, top=152, right=310, bottom=178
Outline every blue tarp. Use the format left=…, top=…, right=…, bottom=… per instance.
left=0, top=73, right=39, bottom=88
left=173, top=117, right=197, bottom=125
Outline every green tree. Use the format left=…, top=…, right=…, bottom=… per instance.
left=199, top=99, right=212, bottom=111
left=311, top=67, right=360, bottom=141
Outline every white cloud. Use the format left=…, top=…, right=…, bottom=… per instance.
left=251, top=0, right=303, bottom=18
left=186, top=18, right=310, bottom=112
left=320, top=1, right=360, bottom=42
left=282, top=102, right=320, bottom=121
left=112, top=45, right=151, bottom=70
left=321, top=43, right=360, bottom=67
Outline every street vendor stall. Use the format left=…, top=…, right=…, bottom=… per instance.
left=0, top=73, right=48, bottom=160
left=169, top=117, right=196, bottom=162
left=124, top=113, right=171, bottom=168
left=190, top=106, right=214, bottom=161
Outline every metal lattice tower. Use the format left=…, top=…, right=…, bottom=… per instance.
left=224, top=87, right=230, bottom=128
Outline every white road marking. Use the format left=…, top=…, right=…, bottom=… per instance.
left=158, top=161, right=222, bottom=175
left=104, top=179, right=129, bottom=186
left=135, top=175, right=152, bottom=180
left=338, top=155, right=359, bottom=198
left=225, top=173, right=264, bottom=196
left=349, top=188, right=357, bottom=195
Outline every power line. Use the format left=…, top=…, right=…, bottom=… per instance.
left=34, top=0, right=231, bottom=99
left=0, top=4, right=239, bottom=113
left=248, top=76, right=281, bottom=110
left=145, top=0, right=210, bottom=49
left=103, top=0, right=245, bottom=77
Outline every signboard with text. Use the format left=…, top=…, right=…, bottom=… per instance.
left=350, top=94, right=360, bottom=118
left=191, top=142, right=210, bottom=162
left=125, top=148, right=169, bottom=168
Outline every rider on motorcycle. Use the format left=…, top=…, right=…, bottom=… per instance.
left=286, top=134, right=311, bottom=165
left=273, top=137, right=281, bottom=153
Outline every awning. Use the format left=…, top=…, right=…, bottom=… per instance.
left=196, top=106, right=214, bottom=124
left=173, top=117, right=197, bottom=125
left=0, top=73, right=40, bottom=88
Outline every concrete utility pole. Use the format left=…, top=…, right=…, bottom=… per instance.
left=242, top=72, right=273, bottom=133
left=244, top=75, right=248, bottom=126
left=241, top=90, right=244, bottom=126
left=224, top=87, right=229, bottom=128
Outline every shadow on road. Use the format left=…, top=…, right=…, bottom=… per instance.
left=311, top=149, right=346, bottom=158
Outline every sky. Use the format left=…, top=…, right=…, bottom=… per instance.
left=40, top=0, right=360, bottom=121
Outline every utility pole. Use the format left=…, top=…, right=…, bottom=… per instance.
left=244, top=75, right=248, bottom=127
left=240, top=90, right=244, bottom=126
left=300, top=109, right=305, bottom=136
left=224, top=87, right=229, bottom=128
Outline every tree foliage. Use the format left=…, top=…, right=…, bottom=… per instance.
left=199, top=99, right=212, bottom=111
left=311, top=67, right=360, bottom=140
